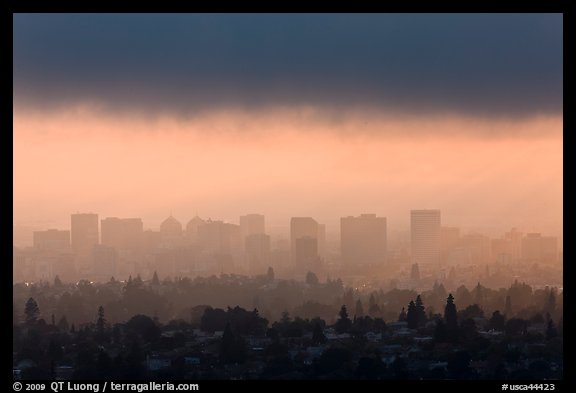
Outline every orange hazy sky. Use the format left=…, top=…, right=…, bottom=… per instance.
left=13, top=106, right=562, bottom=244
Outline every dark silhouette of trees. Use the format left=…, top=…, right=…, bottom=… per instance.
left=95, top=306, right=108, bottom=344
left=25, top=297, right=40, bottom=325
left=200, top=306, right=268, bottom=336
left=96, top=306, right=106, bottom=332
left=342, top=288, right=354, bottom=310
left=447, top=350, right=473, bottom=379
left=459, top=304, right=484, bottom=321
left=487, top=310, right=506, bottom=331
left=544, top=290, right=556, bottom=314
left=415, top=295, right=426, bottom=326
left=335, top=305, right=352, bottom=334
left=505, top=295, right=513, bottom=316
left=220, top=323, right=246, bottom=364
left=546, top=319, right=557, bottom=340
left=356, top=356, right=385, bottom=379
left=151, top=271, right=160, bottom=286
left=444, top=294, right=458, bottom=330
left=57, top=316, right=69, bottom=332
left=355, top=299, right=364, bottom=317
left=200, top=307, right=227, bottom=333
left=398, top=307, right=407, bottom=322
left=391, top=355, right=408, bottom=379
left=406, top=300, right=418, bottom=329
left=315, top=346, right=352, bottom=375
left=306, top=271, right=319, bottom=286
left=266, top=266, right=275, bottom=282
left=433, top=319, right=449, bottom=342
left=126, top=314, right=161, bottom=342
left=505, top=318, right=527, bottom=336
left=312, top=322, right=326, bottom=345
left=368, top=294, right=381, bottom=317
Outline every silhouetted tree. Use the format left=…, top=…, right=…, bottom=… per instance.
left=544, top=290, right=556, bottom=314
left=398, top=307, right=407, bottom=322
left=505, top=318, right=527, bottom=336
left=306, top=271, right=319, bottom=286
left=459, top=304, right=484, bottom=320
left=266, top=266, right=275, bottom=282
left=406, top=300, right=418, bottom=329
left=434, top=319, right=449, bottom=342
left=505, top=295, right=513, bottom=316
left=220, top=323, right=246, bottom=364
left=96, top=306, right=106, bottom=332
left=343, top=288, right=354, bottom=310
left=126, top=314, right=160, bottom=342
left=53, top=275, right=62, bottom=287
left=487, top=310, right=506, bottom=331
left=355, top=299, right=364, bottom=317
left=25, top=297, right=40, bottom=325
left=444, top=294, right=458, bottom=330
left=335, top=305, right=352, bottom=334
left=411, top=263, right=420, bottom=280
left=546, top=319, right=557, bottom=340
left=151, top=271, right=160, bottom=286
left=415, top=295, right=427, bottom=327
left=312, top=322, right=326, bottom=345
left=474, top=282, right=484, bottom=305
left=47, top=335, right=63, bottom=361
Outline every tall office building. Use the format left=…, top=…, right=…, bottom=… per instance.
left=71, top=213, right=99, bottom=258
left=240, top=214, right=265, bottom=237
left=33, top=229, right=71, bottom=252
left=198, top=220, right=242, bottom=256
left=411, top=209, right=441, bottom=265
left=521, top=233, right=558, bottom=263
left=245, top=233, right=271, bottom=272
left=317, top=223, right=326, bottom=258
left=290, top=217, right=321, bottom=268
left=101, top=217, right=143, bottom=251
left=340, top=214, right=387, bottom=266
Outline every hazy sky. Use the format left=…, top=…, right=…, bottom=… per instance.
left=13, top=14, right=562, bottom=242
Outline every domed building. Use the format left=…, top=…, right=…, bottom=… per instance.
left=160, top=215, right=183, bottom=236
left=186, top=215, right=206, bottom=242
left=159, top=215, right=183, bottom=247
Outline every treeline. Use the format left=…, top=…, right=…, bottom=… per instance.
left=13, top=290, right=563, bottom=380
left=13, top=271, right=563, bottom=329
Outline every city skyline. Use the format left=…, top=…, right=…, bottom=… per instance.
left=15, top=208, right=563, bottom=251
left=13, top=14, right=562, bottom=245
left=12, top=13, right=563, bottom=382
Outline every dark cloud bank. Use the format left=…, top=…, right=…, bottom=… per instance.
left=13, top=13, right=562, bottom=117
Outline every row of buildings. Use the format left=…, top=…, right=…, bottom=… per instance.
left=16, top=210, right=559, bottom=282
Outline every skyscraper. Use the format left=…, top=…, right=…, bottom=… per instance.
left=290, top=217, right=320, bottom=268
left=71, top=213, right=99, bottom=258
left=33, top=229, right=71, bottom=252
left=101, top=217, right=143, bottom=252
left=245, top=233, right=271, bottom=273
left=411, top=209, right=441, bottom=265
left=240, top=214, right=265, bottom=237
left=340, top=214, right=387, bottom=267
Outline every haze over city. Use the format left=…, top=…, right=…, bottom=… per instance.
left=13, top=13, right=563, bottom=382
left=14, top=14, right=562, bottom=244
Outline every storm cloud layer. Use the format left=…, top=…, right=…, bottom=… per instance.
left=14, top=13, right=562, bottom=117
